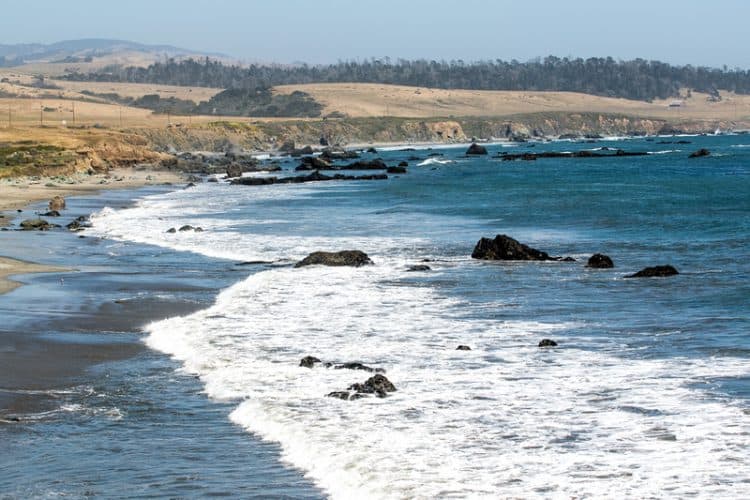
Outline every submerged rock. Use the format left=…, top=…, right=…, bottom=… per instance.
left=166, top=227, right=177, bottom=233
left=334, top=362, right=384, bottom=373
left=471, top=234, right=554, bottom=261
left=326, top=391, right=352, bottom=400
left=294, top=250, right=373, bottom=268
left=41, top=210, right=60, bottom=217
left=406, top=264, right=431, bottom=272
left=538, top=339, right=558, bottom=347
left=300, top=356, right=321, bottom=368
left=625, top=265, right=679, bottom=278
left=456, top=345, right=472, bottom=351
left=587, top=253, right=614, bottom=269
left=688, top=148, right=710, bottom=158
left=466, top=143, right=488, bottom=155
left=386, top=166, right=407, bottom=174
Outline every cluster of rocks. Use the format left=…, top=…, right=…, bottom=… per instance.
left=471, top=234, right=679, bottom=279
left=166, top=225, right=204, bottom=233
left=298, top=355, right=394, bottom=401
left=498, top=149, right=649, bottom=161
left=230, top=170, right=388, bottom=186
left=172, top=151, right=275, bottom=176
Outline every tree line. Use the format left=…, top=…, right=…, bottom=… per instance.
left=62, top=56, right=750, bottom=101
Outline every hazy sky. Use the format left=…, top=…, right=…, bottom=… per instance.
left=2, top=0, right=748, bottom=68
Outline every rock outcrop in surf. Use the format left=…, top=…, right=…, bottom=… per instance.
left=295, top=250, right=373, bottom=268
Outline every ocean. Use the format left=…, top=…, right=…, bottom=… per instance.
left=2, top=135, right=749, bottom=498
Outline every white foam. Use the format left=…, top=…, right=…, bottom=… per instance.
left=416, top=158, right=455, bottom=167
left=146, top=262, right=750, bottom=499
left=91, top=181, right=750, bottom=498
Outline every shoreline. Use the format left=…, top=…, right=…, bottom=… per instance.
left=0, top=256, right=68, bottom=295
left=0, top=166, right=187, bottom=227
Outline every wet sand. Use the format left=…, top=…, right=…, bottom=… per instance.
left=0, top=181, right=209, bottom=419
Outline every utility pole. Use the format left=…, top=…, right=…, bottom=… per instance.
left=72, top=101, right=76, bottom=125
left=40, top=103, right=43, bottom=126
left=119, top=106, right=122, bottom=128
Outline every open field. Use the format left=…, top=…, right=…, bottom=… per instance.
left=275, top=83, right=750, bottom=122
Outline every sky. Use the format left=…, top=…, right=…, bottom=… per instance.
left=2, top=0, right=748, bottom=68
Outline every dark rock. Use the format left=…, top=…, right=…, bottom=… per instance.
left=319, top=136, right=329, bottom=146
left=166, top=227, right=177, bottom=233
left=295, top=156, right=332, bottom=171
left=320, top=148, right=360, bottom=160
left=334, top=362, right=384, bottom=373
left=366, top=147, right=377, bottom=154
left=688, top=148, right=711, bottom=158
left=20, top=218, right=52, bottom=231
left=207, top=177, right=218, bottom=183
left=406, top=264, right=431, bottom=272
left=560, top=257, right=576, bottom=262
left=456, top=345, right=472, bottom=351
left=295, top=250, right=373, bottom=268
left=471, top=234, right=553, bottom=261
left=300, top=356, right=321, bottom=368
left=466, top=143, right=488, bottom=155
left=226, top=163, right=243, bottom=178
left=625, top=265, right=679, bottom=278
left=231, top=170, right=388, bottom=186
left=538, top=339, right=558, bottom=347
left=398, top=161, right=408, bottom=167
left=185, top=182, right=197, bottom=188
left=290, top=145, right=314, bottom=157
left=587, top=253, right=614, bottom=269
left=326, top=391, right=352, bottom=400
left=178, top=225, right=196, bottom=232
left=348, top=374, right=397, bottom=398
left=558, top=133, right=580, bottom=140
left=343, top=159, right=387, bottom=170
left=41, top=210, right=61, bottom=217
left=387, top=166, right=407, bottom=174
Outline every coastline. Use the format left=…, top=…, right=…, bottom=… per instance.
left=0, top=166, right=187, bottom=227
left=0, top=256, right=68, bottom=295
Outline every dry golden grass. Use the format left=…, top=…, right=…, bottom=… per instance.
left=49, top=80, right=223, bottom=103
left=275, top=83, right=750, bottom=122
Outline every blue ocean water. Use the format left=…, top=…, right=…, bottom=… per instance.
left=3, top=135, right=749, bottom=498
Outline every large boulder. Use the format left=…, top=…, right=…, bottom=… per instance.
left=48, top=195, right=66, bottom=211
left=586, top=253, right=614, bottom=269
left=295, top=156, right=332, bottom=171
left=471, top=234, right=553, bottom=261
left=348, top=374, right=397, bottom=398
left=294, top=250, right=373, bottom=268
left=466, top=143, right=488, bottom=155
left=300, top=356, right=321, bottom=368
left=20, top=218, right=52, bottom=231
left=625, top=265, right=679, bottom=278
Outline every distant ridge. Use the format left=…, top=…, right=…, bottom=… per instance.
left=0, top=38, right=226, bottom=65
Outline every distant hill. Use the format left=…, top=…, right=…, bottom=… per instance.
left=0, top=39, right=226, bottom=67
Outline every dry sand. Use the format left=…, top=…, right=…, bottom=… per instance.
left=0, top=167, right=186, bottom=215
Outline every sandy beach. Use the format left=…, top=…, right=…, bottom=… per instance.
left=0, top=167, right=186, bottom=222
